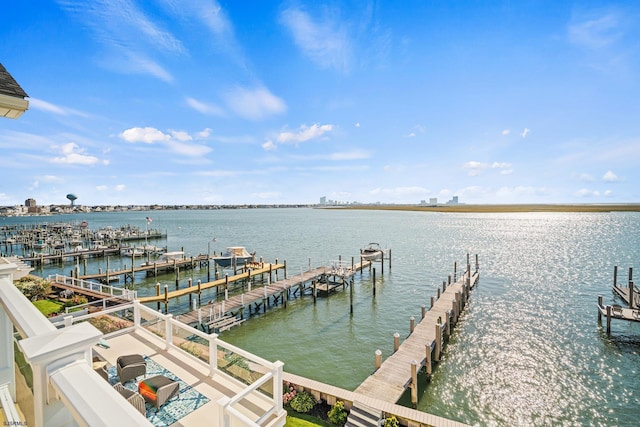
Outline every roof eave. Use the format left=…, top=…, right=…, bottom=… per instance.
left=0, top=92, right=29, bottom=119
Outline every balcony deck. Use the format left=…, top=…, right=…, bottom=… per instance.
left=93, top=328, right=280, bottom=426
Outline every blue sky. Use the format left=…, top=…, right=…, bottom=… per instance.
left=1, top=1, right=639, bottom=206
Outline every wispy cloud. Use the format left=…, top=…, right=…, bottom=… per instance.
left=224, top=86, right=286, bottom=120
left=280, top=7, right=352, bottom=74
left=58, top=0, right=183, bottom=81
left=157, top=0, right=245, bottom=65
left=277, top=124, right=334, bottom=144
left=568, top=12, right=621, bottom=50
left=521, top=128, right=530, bottom=138
left=186, top=97, right=226, bottom=116
left=30, top=98, right=90, bottom=117
left=575, top=188, right=600, bottom=197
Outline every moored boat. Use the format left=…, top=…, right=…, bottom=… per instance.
left=360, top=243, right=384, bottom=261
left=212, top=246, right=255, bottom=268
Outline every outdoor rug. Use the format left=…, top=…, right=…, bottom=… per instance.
left=108, top=356, right=210, bottom=426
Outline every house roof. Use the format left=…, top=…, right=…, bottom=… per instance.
left=0, top=63, right=28, bottom=98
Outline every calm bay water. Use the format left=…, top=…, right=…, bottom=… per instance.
left=3, top=208, right=640, bottom=426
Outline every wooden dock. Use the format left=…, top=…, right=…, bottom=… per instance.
left=171, top=259, right=375, bottom=331
left=355, top=267, right=479, bottom=405
left=599, top=265, right=640, bottom=335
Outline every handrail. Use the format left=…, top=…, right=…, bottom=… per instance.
left=50, top=274, right=136, bottom=300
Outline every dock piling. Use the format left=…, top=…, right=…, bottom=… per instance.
left=393, top=332, right=400, bottom=352
left=375, top=350, right=382, bottom=371
left=411, top=360, right=418, bottom=409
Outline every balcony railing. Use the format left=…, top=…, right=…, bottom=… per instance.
left=60, top=300, right=285, bottom=426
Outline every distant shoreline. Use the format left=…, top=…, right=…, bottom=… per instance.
left=327, top=204, right=640, bottom=213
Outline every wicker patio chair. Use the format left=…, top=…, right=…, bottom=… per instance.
left=116, top=354, right=146, bottom=384
left=113, top=382, right=146, bottom=415
left=138, top=375, right=180, bottom=408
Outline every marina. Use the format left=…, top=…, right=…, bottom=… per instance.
left=2, top=209, right=640, bottom=426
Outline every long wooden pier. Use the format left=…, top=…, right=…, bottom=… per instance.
left=355, top=265, right=479, bottom=405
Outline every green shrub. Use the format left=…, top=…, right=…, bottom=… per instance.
left=16, top=277, right=51, bottom=301
left=327, top=401, right=347, bottom=425
left=384, top=415, right=399, bottom=427
left=289, top=391, right=317, bottom=414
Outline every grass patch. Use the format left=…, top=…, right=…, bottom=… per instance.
left=285, top=411, right=335, bottom=427
left=32, top=299, right=63, bottom=316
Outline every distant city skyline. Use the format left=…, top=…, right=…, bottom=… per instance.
left=2, top=1, right=639, bottom=205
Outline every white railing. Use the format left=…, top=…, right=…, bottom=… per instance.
left=50, top=274, right=137, bottom=300
left=65, top=300, right=284, bottom=427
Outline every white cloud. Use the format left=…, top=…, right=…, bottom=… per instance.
left=279, top=7, right=351, bottom=74
left=463, top=161, right=488, bottom=176
left=277, top=124, right=334, bottom=144
left=575, top=188, right=600, bottom=197
left=602, top=170, right=621, bottom=182
left=223, top=86, right=286, bottom=120
left=521, top=128, right=531, bottom=138
left=120, top=127, right=171, bottom=144
left=604, top=190, right=613, bottom=197
left=119, top=126, right=211, bottom=156
left=406, top=132, right=416, bottom=138
left=262, top=140, right=277, bottom=151
left=50, top=142, right=100, bottom=165
left=115, top=184, right=126, bottom=191
left=501, top=129, right=510, bottom=136
left=197, top=128, right=212, bottom=139
left=96, top=185, right=108, bottom=191
left=186, top=97, right=225, bottom=116
left=579, top=173, right=595, bottom=182
left=355, top=122, right=360, bottom=128
left=170, top=130, right=193, bottom=142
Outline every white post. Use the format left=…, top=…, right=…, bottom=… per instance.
left=165, top=314, right=173, bottom=350
left=209, top=334, right=218, bottom=376
left=192, top=299, right=197, bottom=312
left=0, top=305, right=16, bottom=400
left=133, top=301, right=141, bottom=330
left=273, top=361, right=284, bottom=413
left=217, top=396, right=231, bottom=427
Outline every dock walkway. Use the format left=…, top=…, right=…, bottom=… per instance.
left=173, top=260, right=373, bottom=329
left=355, top=269, right=479, bottom=404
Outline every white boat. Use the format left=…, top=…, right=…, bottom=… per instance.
left=141, top=251, right=183, bottom=267
left=360, top=243, right=384, bottom=261
left=212, top=246, right=255, bottom=268
left=121, top=247, right=144, bottom=257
